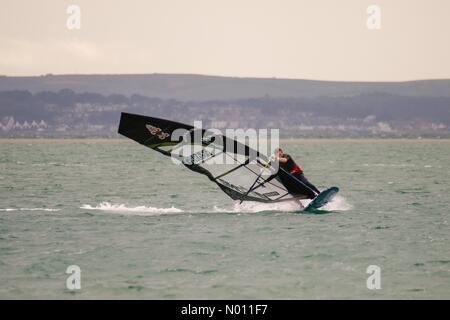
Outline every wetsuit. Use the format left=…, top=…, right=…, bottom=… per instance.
left=279, top=154, right=320, bottom=199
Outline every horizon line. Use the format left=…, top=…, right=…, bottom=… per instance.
left=1, top=72, right=450, bottom=84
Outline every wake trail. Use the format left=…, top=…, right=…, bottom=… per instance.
left=80, top=202, right=183, bottom=216
left=214, top=201, right=300, bottom=213
left=216, top=195, right=352, bottom=213
left=0, top=208, right=60, bottom=212
left=80, top=196, right=352, bottom=216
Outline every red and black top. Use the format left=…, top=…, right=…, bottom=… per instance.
left=279, top=154, right=303, bottom=175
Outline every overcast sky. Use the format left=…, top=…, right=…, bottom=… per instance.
left=1, top=0, right=449, bottom=81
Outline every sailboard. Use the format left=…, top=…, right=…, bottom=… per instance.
left=304, top=187, right=339, bottom=211
left=118, top=112, right=322, bottom=204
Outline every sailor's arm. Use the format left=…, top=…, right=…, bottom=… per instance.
left=276, top=155, right=288, bottom=163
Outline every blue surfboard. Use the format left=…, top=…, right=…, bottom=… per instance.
left=304, top=186, right=339, bottom=211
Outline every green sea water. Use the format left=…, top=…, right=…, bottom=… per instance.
left=0, top=139, right=449, bottom=299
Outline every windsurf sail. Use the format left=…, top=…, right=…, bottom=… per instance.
left=118, top=112, right=313, bottom=203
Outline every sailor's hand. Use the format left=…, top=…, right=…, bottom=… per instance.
left=268, top=155, right=277, bottom=164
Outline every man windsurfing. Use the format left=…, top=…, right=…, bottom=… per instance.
left=275, top=148, right=320, bottom=199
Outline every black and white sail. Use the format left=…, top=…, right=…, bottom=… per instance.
left=118, top=112, right=312, bottom=203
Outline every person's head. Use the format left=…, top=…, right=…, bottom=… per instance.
left=275, top=147, right=284, bottom=158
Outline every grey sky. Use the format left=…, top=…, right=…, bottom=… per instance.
left=1, top=0, right=449, bottom=81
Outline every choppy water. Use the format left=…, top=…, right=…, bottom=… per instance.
left=0, top=139, right=449, bottom=299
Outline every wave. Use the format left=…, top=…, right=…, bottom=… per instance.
left=322, top=195, right=353, bottom=211
left=80, top=202, right=183, bottom=216
left=31, top=162, right=87, bottom=167
left=0, top=208, right=60, bottom=212
left=362, top=163, right=415, bottom=167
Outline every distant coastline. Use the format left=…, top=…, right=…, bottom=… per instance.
left=1, top=74, right=449, bottom=138
left=2, top=137, right=450, bottom=144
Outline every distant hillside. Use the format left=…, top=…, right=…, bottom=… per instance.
left=1, top=74, right=450, bottom=101
left=1, top=89, right=449, bottom=138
